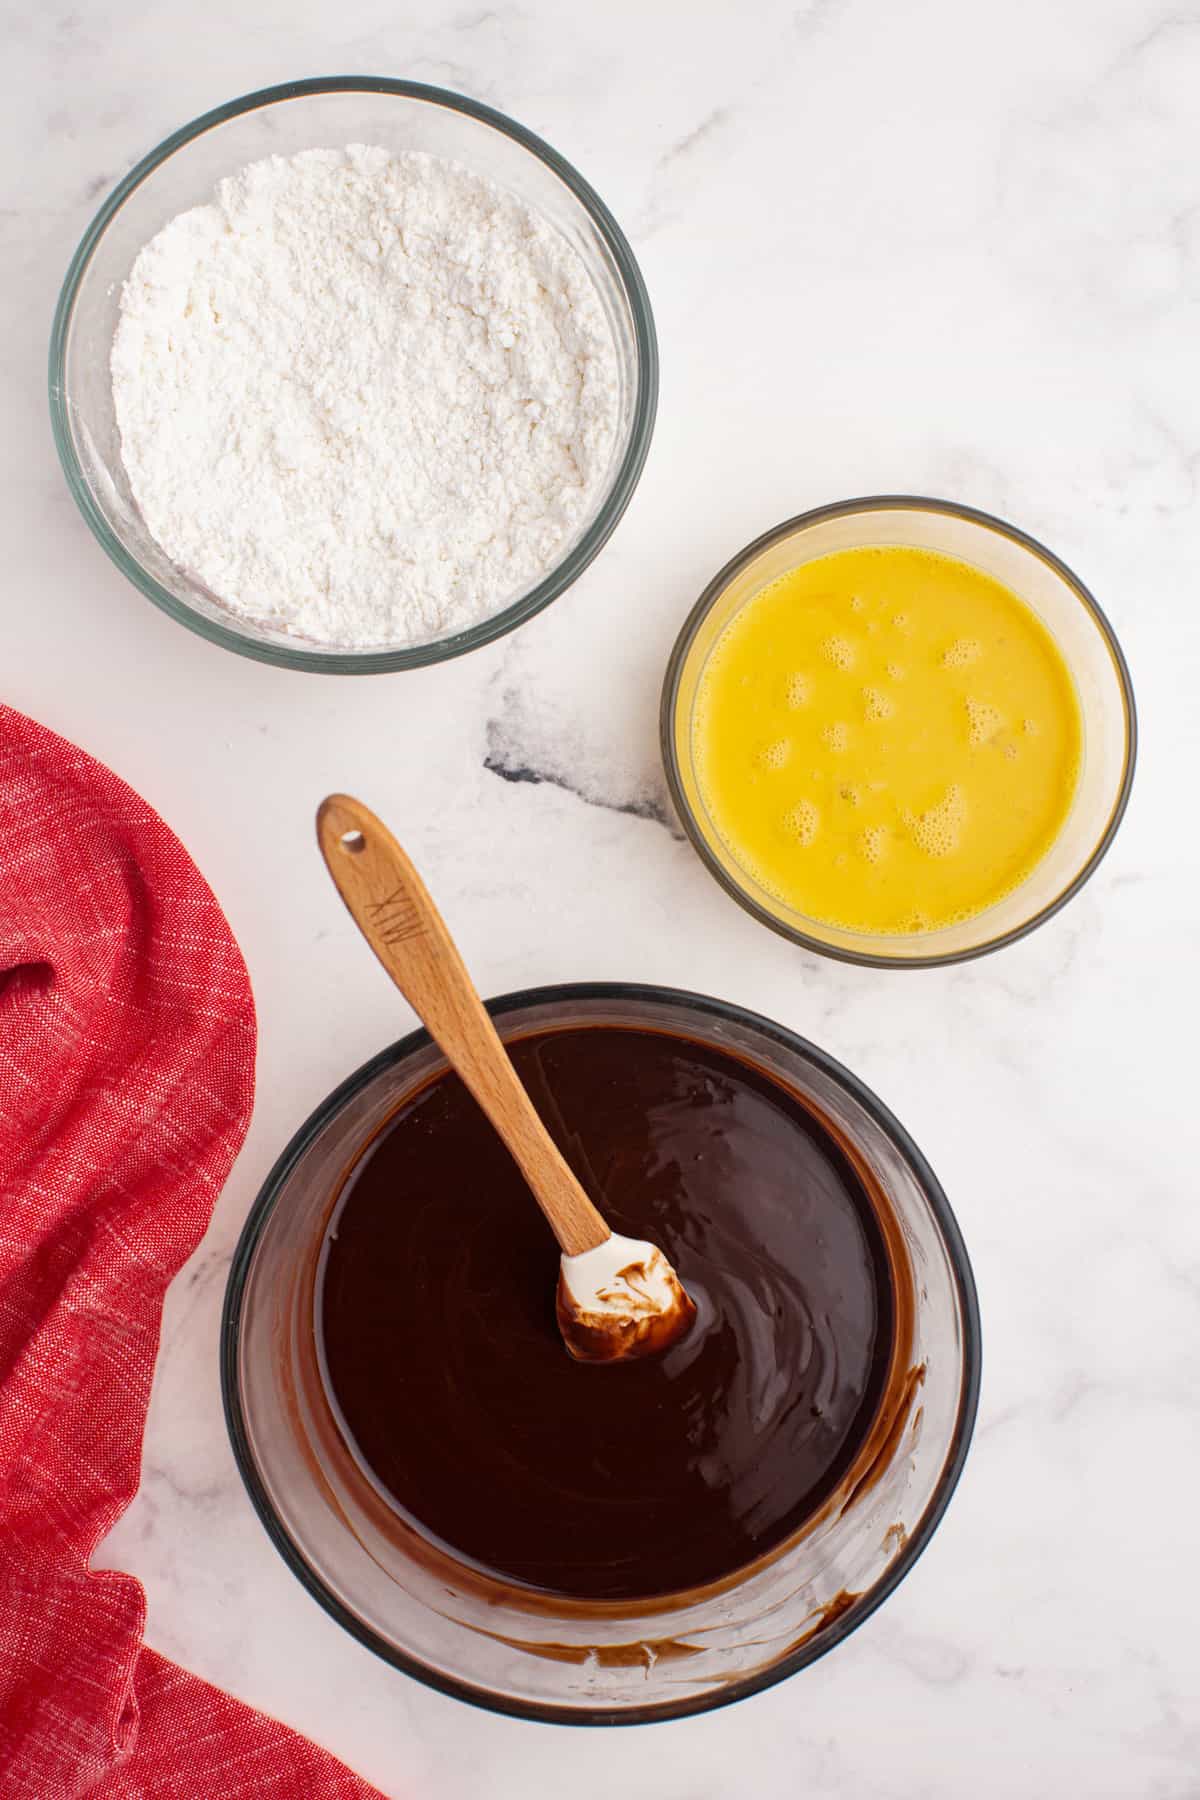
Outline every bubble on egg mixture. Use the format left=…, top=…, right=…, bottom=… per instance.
left=785, top=672, right=811, bottom=708
left=942, top=637, right=982, bottom=669
left=906, top=785, right=966, bottom=858
left=857, top=825, right=888, bottom=864
left=820, top=635, right=856, bottom=671
left=891, top=612, right=913, bottom=635
left=757, top=739, right=791, bottom=771
left=1023, top=717, right=1039, bottom=736
left=820, top=722, right=850, bottom=752
left=965, top=698, right=1004, bottom=746
left=784, top=799, right=820, bottom=847
left=838, top=784, right=863, bottom=807
left=885, top=661, right=906, bottom=681
left=862, top=685, right=894, bottom=722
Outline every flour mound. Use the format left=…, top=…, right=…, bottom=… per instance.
left=111, top=145, right=621, bottom=649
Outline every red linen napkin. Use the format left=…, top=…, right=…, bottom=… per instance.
left=0, top=705, right=385, bottom=1798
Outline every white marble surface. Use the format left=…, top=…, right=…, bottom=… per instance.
left=4, top=0, right=1198, bottom=1793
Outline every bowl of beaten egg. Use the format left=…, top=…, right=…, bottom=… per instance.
left=661, top=497, right=1136, bottom=968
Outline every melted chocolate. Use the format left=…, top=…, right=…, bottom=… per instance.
left=317, top=1025, right=895, bottom=1601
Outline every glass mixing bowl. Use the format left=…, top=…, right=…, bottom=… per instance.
left=662, top=497, right=1136, bottom=968
left=50, top=78, right=658, bottom=673
left=221, top=983, right=980, bottom=1724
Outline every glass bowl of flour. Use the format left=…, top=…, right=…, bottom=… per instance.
left=50, top=78, right=658, bottom=672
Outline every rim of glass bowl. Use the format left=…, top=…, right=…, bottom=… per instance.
left=220, top=981, right=982, bottom=1727
left=48, top=76, right=659, bottom=675
left=660, top=495, right=1138, bottom=971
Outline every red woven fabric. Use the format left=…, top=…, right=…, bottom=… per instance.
left=0, top=706, right=384, bottom=1798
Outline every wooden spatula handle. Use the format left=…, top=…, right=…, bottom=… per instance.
left=316, top=794, right=610, bottom=1258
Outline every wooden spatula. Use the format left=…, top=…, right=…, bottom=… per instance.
left=316, top=793, right=696, bottom=1363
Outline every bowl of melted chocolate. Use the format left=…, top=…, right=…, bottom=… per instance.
left=223, top=984, right=979, bottom=1723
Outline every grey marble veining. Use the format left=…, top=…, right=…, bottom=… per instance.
left=3, top=1, right=1197, bottom=1794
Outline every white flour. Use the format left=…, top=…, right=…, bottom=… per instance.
left=111, top=145, right=620, bottom=649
